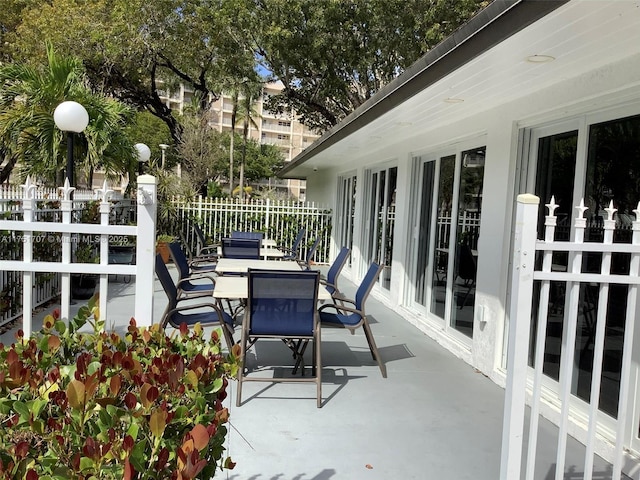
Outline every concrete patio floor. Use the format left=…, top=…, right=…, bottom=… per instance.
left=0, top=265, right=623, bottom=480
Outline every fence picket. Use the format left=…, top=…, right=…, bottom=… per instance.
left=172, top=196, right=333, bottom=263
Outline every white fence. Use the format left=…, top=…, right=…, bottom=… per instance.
left=501, top=194, right=640, bottom=480
left=0, top=177, right=158, bottom=337
left=174, top=196, right=333, bottom=264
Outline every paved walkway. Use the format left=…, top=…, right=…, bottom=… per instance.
left=0, top=266, right=624, bottom=480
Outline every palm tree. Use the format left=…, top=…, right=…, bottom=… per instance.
left=0, top=43, right=134, bottom=186
left=224, top=75, right=262, bottom=199
left=236, top=80, right=262, bottom=201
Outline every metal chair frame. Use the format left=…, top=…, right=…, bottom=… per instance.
left=237, top=269, right=322, bottom=408
left=318, top=262, right=386, bottom=378
left=155, top=254, right=235, bottom=349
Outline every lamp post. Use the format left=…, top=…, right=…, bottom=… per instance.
left=159, top=143, right=168, bottom=168
left=135, top=143, right=151, bottom=175
left=53, top=101, right=89, bottom=186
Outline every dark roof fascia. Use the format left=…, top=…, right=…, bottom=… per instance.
left=278, top=0, right=569, bottom=177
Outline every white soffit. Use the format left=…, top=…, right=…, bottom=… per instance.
left=309, top=0, right=640, bottom=168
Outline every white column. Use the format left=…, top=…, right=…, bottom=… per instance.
left=134, top=175, right=157, bottom=325
left=500, top=193, right=539, bottom=480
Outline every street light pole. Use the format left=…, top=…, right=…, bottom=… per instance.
left=53, top=101, right=89, bottom=186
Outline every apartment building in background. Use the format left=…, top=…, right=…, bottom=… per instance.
left=158, top=81, right=320, bottom=200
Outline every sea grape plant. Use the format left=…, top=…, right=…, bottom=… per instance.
left=0, top=296, right=240, bottom=479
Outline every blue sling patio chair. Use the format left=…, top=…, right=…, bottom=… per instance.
left=155, top=254, right=235, bottom=350
left=231, top=231, right=264, bottom=242
left=167, top=242, right=218, bottom=298
left=318, top=261, right=387, bottom=378
left=221, top=237, right=261, bottom=260
left=320, top=246, right=350, bottom=299
left=298, top=236, right=321, bottom=270
left=193, top=223, right=220, bottom=258
left=281, top=227, right=306, bottom=261
left=236, top=269, right=322, bottom=408
left=170, top=239, right=217, bottom=275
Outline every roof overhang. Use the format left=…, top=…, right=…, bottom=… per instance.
left=278, top=0, right=570, bottom=178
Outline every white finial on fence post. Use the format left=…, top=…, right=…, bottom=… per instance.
left=58, top=177, right=76, bottom=202
left=135, top=174, right=157, bottom=326
left=605, top=200, right=617, bottom=222
left=544, top=196, right=559, bottom=242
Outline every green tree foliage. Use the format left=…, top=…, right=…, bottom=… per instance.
left=126, top=111, right=174, bottom=169
left=177, top=105, right=285, bottom=197
left=252, top=0, right=490, bottom=131
left=4, top=0, right=489, bottom=137
left=7, top=0, right=257, bottom=143
left=0, top=44, right=134, bottom=186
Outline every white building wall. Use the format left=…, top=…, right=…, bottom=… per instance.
left=308, top=52, right=640, bottom=384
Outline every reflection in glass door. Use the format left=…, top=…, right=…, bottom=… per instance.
left=336, top=174, right=356, bottom=267
left=365, top=166, right=397, bottom=289
left=526, top=113, right=640, bottom=426
left=409, top=148, right=485, bottom=339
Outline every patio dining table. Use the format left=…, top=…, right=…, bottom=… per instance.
left=215, top=258, right=299, bottom=274
left=212, top=275, right=332, bottom=301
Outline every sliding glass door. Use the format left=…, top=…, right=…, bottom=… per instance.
left=522, top=111, right=640, bottom=440
left=364, top=166, right=397, bottom=289
left=408, top=147, right=485, bottom=339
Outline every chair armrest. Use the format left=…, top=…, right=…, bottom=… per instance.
left=318, top=301, right=360, bottom=316
left=176, top=273, right=217, bottom=287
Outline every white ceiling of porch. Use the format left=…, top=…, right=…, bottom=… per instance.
left=290, top=0, right=640, bottom=173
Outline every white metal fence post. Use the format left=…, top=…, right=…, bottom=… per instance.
left=59, top=179, right=75, bottom=322
left=98, top=181, right=114, bottom=321
left=134, top=175, right=157, bottom=325
left=500, top=193, right=539, bottom=480
left=20, top=178, right=37, bottom=338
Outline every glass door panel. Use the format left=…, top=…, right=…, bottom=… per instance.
left=449, top=148, right=485, bottom=338
left=413, top=160, right=436, bottom=306
left=365, top=166, right=397, bottom=289
left=337, top=174, right=356, bottom=267
left=430, top=155, right=456, bottom=320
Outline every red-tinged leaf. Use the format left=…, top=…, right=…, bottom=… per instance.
left=215, top=407, right=229, bottom=423
left=6, top=349, right=18, bottom=365
left=26, top=470, right=38, bottom=480
left=189, top=424, right=210, bottom=451
left=149, top=409, right=167, bottom=438
left=179, top=322, right=188, bottom=336
left=156, top=448, right=169, bottom=471
left=83, top=437, right=96, bottom=459
left=124, top=392, right=137, bottom=409
left=47, top=335, right=61, bottom=352
left=231, top=343, right=242, bottom=358
left=224, top=457, right=237, bottom=469
left=146, top=385, right=159, bottom=404
left=140, top=383, right=153, bottom=408
left=52, top=308, right=60, bottom=319
left=124, top=457, right=134, bottom=480
left=110, top=375, right=121, bottom=396
left=142, top=329, right=151, bottom=343
left=123, top=435, right=134, bottom=452
left=43, top=314, right=55, bottom=329
left=66, top=380, right=85, bottom=409
left=15, top=441, right=29, bottom=458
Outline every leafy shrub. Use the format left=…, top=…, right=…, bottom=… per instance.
left=0, top=297, right=240, bottom=479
